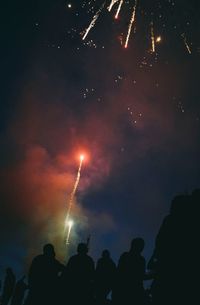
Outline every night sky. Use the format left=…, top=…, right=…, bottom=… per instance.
left=1, top=0, right=200, bottom=280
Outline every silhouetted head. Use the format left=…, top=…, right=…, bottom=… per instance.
left=77, top=243, right=88, bottom=255
left=102, top=249, right=110, bottom=259
left=6, top=267, right=13, bottom=275
left=130, top=238, right=145, bottom=254
left=43, top=243, right=55, bottom=258
left=170, top=194, right=189, bottom=216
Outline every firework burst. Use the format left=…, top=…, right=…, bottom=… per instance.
left=81, top=0, right=195, bottom=53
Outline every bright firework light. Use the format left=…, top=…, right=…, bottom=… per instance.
left=81, top=0, right=193, bottom=54
left=66, top=219, right=74, bottom=245
left=80, top=154, right=85, bottom=161
left=64, top=154, right=85, bottom=245
left=82, top=2, right=106, bottom=40
left=108, top=0, right=119, bottom=12
left=156, top=36, right=161, bottom=43
left=115, top=0, right=124, bottom=19
left=124, top=0, right=138, bottom=48
left=150, top=21, right=155, bottom=53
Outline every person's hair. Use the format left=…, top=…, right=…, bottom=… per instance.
left=102, top=249, right=110, bottom=258
left=131, top=238, right=145, bottom=253
left=43, top=243, right=55, bottom=257
left=77, top=243, right=88, bottom=254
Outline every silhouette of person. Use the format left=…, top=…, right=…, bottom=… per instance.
left=10, top=276, right=28, bottom=305
left=95, top=249, right=116, bottom=305
left=1, top=267, right=16, bottom=305
left=63, top=242, right=95, bottom=305
left=148, top=194, right=190, bottom=305
left=25, top=243, right=64, bottom=305
left=186, top=189, right=200, bottom=304
left=113, top=238, right=146, bottom=305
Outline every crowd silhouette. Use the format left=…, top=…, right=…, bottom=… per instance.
left=0, top=189, right=199, bottom=305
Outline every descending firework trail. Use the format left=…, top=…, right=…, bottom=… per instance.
left=66, top=220, right=74, bottom=245
left=182, top=33, right=192, bottom=54
left=81, top=0, right=193, bottom=54
left=64, top=155, right=84, bottom=244
left=150, top=21, right=155, bottom=53
left=124, top=0, right=138, bottom=48
left=108, top=0, right=119, bottom=12
left=115, top=0, right=124, bottom=19
left=82, top=2, right=106, bottom=40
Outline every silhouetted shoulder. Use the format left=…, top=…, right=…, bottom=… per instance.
left=30, top=254, right=44, bottom=266
left=118, top=251, right=129, bottom=263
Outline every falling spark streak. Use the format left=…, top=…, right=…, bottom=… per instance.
left=108, top=0, right=119, bottom=12
left=115, top=0, right=124, bottom=19
left=150, top=21, right=155, bottom=53
left=182, top=33, right=192, bottom=54
left=82, top=2, right=106, bottom=40
left=64, top=155, right=84, bottom=244
left=66, top=220, right=74, bottom=245
left=81, top=0, right=193, bottom=54
left=124, top=0, right=138, bottom=48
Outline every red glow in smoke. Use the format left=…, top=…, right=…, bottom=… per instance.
left=76, top=151, right=90, bottom=164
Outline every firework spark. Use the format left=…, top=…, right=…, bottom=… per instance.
left=115, top=0, right=124, bottom=19
left=182, top=33, right=192, bottom=54
left=150, top=21, right=155, bottom=53
left=81, top=0, right=193, bottom=54
left=64, top=155, right=84, bottom=244
left=65, top=219, right=74, bottom=245
left=156, top=36, right=161, bottom=43
left=124, top=0, right=138, bottom=48
left=82, top=2, right=106, bottom=40
left=108, top=0, right=119, bottom=12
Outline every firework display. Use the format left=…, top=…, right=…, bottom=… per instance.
left=65, top=155, right=85, bottom=244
